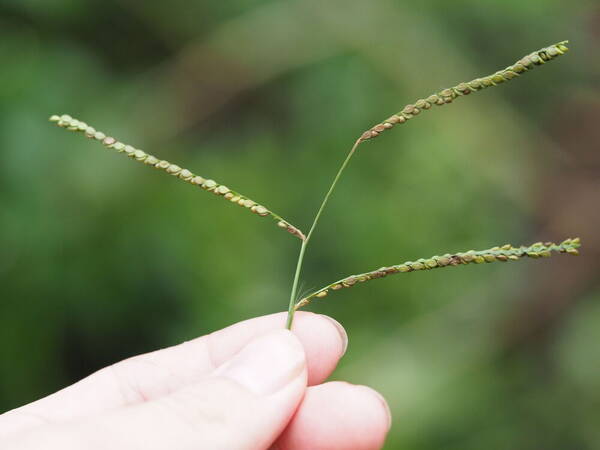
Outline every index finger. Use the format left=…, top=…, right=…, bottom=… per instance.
left=0, top=311, right=347, bottom=437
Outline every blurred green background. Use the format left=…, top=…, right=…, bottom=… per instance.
left=1, top=0, right=599, bottom=448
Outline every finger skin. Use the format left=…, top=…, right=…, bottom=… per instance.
left=210, top=312, right=347, bottom=385
left=0, top=312, right=346, bottom=437
left=6, top=330, right=308, bottom=450
left=274, top=381, right=391, bottom=450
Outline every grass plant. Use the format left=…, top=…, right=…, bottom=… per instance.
left=49, top=41, right=579, bottom=331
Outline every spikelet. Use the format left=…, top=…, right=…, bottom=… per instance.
left=294, top=238, right=581, bottom=309
left=49, top=115, right=306, bottom=241
left=360, top=41, right=569, bottom=141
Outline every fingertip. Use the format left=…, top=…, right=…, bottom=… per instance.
left=203, top=312, right=347, bottom=387
left=215, top=329, right=306, bottom=396
left=318, top=315, right=348, bottom=356
left=290, top=312, right=348, bottom=385
left=353, top=384, right=392, bottom=433
left=276, top=381, right=391, bottom=450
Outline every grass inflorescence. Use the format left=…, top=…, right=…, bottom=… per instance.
left=359, top=41, right=569, bottom=141
left=294, top=238, right=581, bottom=310
left=284, top=41, right=572, bottom=328
left=49, top=114, right=306, bottom=241
left=49, top=41, right=579, bottom=332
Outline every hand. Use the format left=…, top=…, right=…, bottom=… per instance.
left=1, top=312, right=391, bottom=449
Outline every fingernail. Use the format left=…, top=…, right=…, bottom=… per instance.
left=215, top=330, right=305, bottom=396
left=368, top=387, right=392, bottom=431
left=321, top=315, right=348, bottom=355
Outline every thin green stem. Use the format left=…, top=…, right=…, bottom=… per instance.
left=285, top=138, right=362, bottom=329
left=285, top=240, right=308, bottom=329
left=304, top=138, right=362, bottom=243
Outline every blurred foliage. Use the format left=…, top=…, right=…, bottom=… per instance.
left=1, top=0, right=599, bottom=448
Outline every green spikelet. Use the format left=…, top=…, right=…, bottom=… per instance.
left=360, top=41, right=569, bottom=141
left=49, top=114, right=306, bottom=240
left=294, top=238, right=581, bottom=309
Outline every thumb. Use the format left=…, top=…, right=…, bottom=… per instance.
left=12, top=330, right=307, bottom=450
